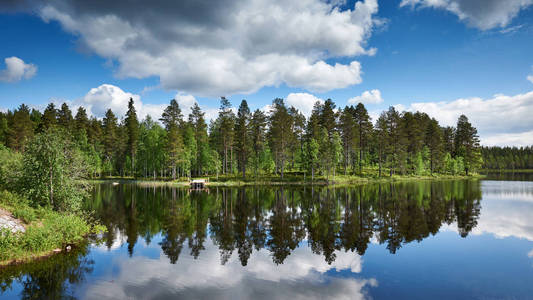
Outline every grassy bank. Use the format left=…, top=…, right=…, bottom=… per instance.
left=0, top=191, right=104, bottom=266
left=89, top=171, right=484, bottom=187
left=481, top=169, right=533, bottom=173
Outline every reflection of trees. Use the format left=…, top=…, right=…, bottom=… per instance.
left=87, top=180, right=482, bottom=266
left=267, top=188, right=305, bottom=264
left=0, top=244, right=93, bottom=299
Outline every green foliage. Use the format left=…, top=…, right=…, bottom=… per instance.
left=0, top=190, right=103, bottom=263
left=482, top=146, right=533, bottom=170
left=0, top=97, right=485, bottom=182
left=19, top=129, right=89, bottom=211
left=0, top=145, right=22, bottom=190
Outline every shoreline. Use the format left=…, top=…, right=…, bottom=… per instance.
left=86, top=174, right=485, bottom=187
left=0, top=191, right=104, bottom=267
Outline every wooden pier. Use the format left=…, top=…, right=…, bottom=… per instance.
left=190, top=179, right=208, bottom=189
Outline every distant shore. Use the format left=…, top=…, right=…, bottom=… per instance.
left=86, top=173, right=485, bottom=187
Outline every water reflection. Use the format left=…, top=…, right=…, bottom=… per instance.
left=0, top=245, right=93, bottom=299
left=6, top=180, right=533, bottom=299
left=87, top=181, right=482, bottom=265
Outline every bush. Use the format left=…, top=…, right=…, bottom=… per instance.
left=0, top=190, right=105, bottom=263
left=19, top=129, right=89, bottom=212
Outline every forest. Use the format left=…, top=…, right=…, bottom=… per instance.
left=481, top=146, right=533, bottom=170
left=0, top=97, right=484, bottom=182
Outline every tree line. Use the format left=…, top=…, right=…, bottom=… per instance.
left=89, top=182, right=481, bottom=265
left=481, top=146, right=533, bottom=170
left=0, top=97, right=483, bottom=180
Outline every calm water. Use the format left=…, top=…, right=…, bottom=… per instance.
left=2, top=178, right=533, bottom=299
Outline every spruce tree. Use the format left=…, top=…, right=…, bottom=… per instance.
left=250, top=109, right=267, bottom=177
left=7, top=104, right=34, bottom=152
left=235, top=100, right=251, bottom=178
left=454, top=115, right=482, bottom=175
left=160, top=99, right=185, bottom=179
left=57, top=102, right=73, bottom=130
left=268, top=98, right=293, bottom=179
left=102, top=109, right=118, bottom=175
left=188, top=103, right=209, bottom=176
left=125, top=98, right=139, bottom=176
left=353, top=103, right=372, bottom=173
left=41, top=103, right=58, bottom=131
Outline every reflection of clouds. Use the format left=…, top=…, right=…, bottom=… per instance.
left=528, top=249, right=533, bottom=258
left=472, top=181, right=533, bottom=241
left=440, top=181, right=533, bottom=241
left=83, top=239, right=375, bottom=299
left=93, top=228, right=126, bottom=251
left=441, top=181, right=533, bottom=242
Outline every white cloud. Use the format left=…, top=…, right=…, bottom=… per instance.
left=75, top=84, right=140, bottom=118
left=399, top=91, right=533, bottom=146
left=470, top=181, right=533, bottom=241
left=0, top=56, right=37, bottom=82
left=72, top=84, right=222, bottom=123
left=175, top=93, right=198, bottom=117
left=74, top=84, right=166, bottom=121
left=286, top=93, right=324, bottom=117
left=527, top=75, right=533, bottom=84
left=36, top=0, right=380, bottom=96
left=482, top=130, right=533, bottom=147
left=400, top=0, right=533, bottom=30
left=348, top=89, right=383, bottom=105
left=87, top=238, right=376, bottom=299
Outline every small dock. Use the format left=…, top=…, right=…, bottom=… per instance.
left=190, top=179, right=208, bottom=189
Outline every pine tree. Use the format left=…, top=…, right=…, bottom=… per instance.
left=249, top=109, right=267, bottom=177
left=102, top=109, right=118, bottom=175
left=235, top=100, right=251, bottom=178
left=454, top=115, right=482, bottom=175
left=375, top=112, right=388, bottom=177
left=57, top=102, right=74, bottom=130
left=426, top=118, right=443, bottom=174
left=188, top=103, right=209, bottom=176
left=304, top=138, right=319, bottom=181
left=7, top=104, right=34, bottom=152
left=218, top=97, right=235, bottom=174
left=320, top=98, right=337, bottom=136
left=124, top=98, right=139, bottom=176
left=160, top=99, right=185, bottom=179
left=268, top=98, right=293, bottom=179
left=74, top=106, right=89, bottom=134
left=353, top=103, right=372, bottom=173
left=41, top=103, right=58, bottom=131
left=339, top=106, right=357, bottom=175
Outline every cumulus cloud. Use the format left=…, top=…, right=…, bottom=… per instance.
left=0, top=56, right=37, bottom=82
left=348, top=89, right=383, bottom=105
left=72, top=84, right=221, bottom=123
left=19, top=0, right=381, bottom=96
left=87, top=237, right=376, bottom=299
left=400, top=0, right=533, bottom=30
left=286, top=93, right=324, bottom=117
left=470, top=181, right=533, bottom=241
left=399, top=91, right=533, bottom=146
left=528, top=75, right=533, bottom=84
left=74, top=84, right=166, bottom=121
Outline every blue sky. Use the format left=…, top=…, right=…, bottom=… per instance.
left=1, top=0, right=532, bottom=146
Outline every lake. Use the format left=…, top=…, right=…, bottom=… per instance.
left=2, top=176, right=533, bottom=299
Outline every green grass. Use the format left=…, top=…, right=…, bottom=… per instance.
left=481, top=169, right=533, bottom=173
left=0, top=190, right=105, bottom=266
left=88, top=168, right=484, bottom=187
